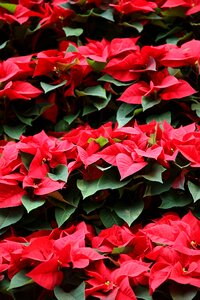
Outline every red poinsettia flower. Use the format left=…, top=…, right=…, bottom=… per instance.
left=0, top=81, right=42, bottom=100
left=86, top=260, right=150, bottom=300
left=110, top=0, right=157, bottom=14
left=118, top=69, right=196, bottom=103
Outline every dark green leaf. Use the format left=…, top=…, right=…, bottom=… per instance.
left=8, top=270, right=33, bottom=290
left=76, top=85, right=107, bottom=99
left=170, top=283, right=198, bottom=300
left=3, top=124, right=26, bottom=139
left=191, top=103, right=200, bottom=117
left=93, top=93, right=111, bottom=110
left=40, top=80, right=67, bottom=94
left=20, top=153, right=34, bottom=170
left=142, top=164, right=166, bottom=183
left=93, top=9, right=114, bottom=22
left=114, top=199, right=144, bottom=226
left=159, top=190, right=192, bottom=209
left=48, top=165, right=68, bottom=182
left=188, top=181, right=200, bottom=202
left=83, top=200, right=103, bottom=214
left=134, top=285, right=152, bottom=300
left=77, top=169, right=130, bottom=199
left=54, top=282, right=85, bottom=300
left=98, top=74, right=130, bottom=86
left=121, top=22, right=143, bottom=33
left=63, top=111, right=80, bottom=125
left=55, top=206, right=77, bottom=227
left=144, top=181, right=171, bottom=197
left=0, top=207, right=24, bottom=230
left=22, top=195, right=45, bottom=213
left=99, top=208, right=124, bottom=228
left=116, top=103, right=136, bottom=127
left=142, top=96, right=161, bottom=111
left=146, top=111, right=171, bottom=124
left=155, top=26, right=182, bottom=43
left=87, top=59, right=106, bottom=72
left=82, top=104, right=97, bottom=116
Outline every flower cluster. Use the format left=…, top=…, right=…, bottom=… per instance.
left=0, top=120, right=199, bottom=209
left=1, top=212, right=200, bottom=299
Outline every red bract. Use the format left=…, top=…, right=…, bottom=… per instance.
left=0, top=61, right=20, bottom=83
left=86, top=260, right=150, bottom=300
left=173, top=131, right=200, bottom=167
left=118, top=69, right=196, bottom=103
left=104, top=52, right=157, bottom=82
left=23, top=176, right=65, bottom=195
left=92, top=224, right=135, bottom=252
left=0, top=184, right=25, bottom=208
left=161, top=40, right=200, bottom=67
left=162, top=0, right=200, bottom=15
left=110, top=0, right=157, bottom=14
left=0, top=81, right=42, bottom=100
left=26, top=257, right=63, bottom=290
left=149, top=248, right=200, bottom=294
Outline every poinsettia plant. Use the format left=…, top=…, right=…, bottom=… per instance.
left=0, top=0, right=200, bottom=299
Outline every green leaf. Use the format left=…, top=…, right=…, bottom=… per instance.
left=188, top=181, right=200, bottom=202
left=3, top=124, right=26, bottom=140
left=22, top=195, right=45, bottom=213
left=63, top=27, right=83, bottom=37
left=142, top=164, right=166, bottom=183
left=121, top=22, right=143, bottom=33
left=159, top=190, right=192, bottom=209
left=0, top=3, right=16, bottom=13
left=63, top=111, right=80, bottom=125
left=170, top=283, right=198, bottom=300
left=87, top=59, right=107, bottom=72
left=114, top=199, right=144, bottom=226
left=93, top=9, right=114, bottom=22
left=48, top=165, right=68, bottom=182
left=8, top=270, right=33, bottom=290
left=98, top=74, right=131, bottom=86
left=55, top=205, right=77, bottom=227
left=155, top=26, right=182, bottom=43
left=66, top=43, right=78, bottom=53
left=93, top=93, right=111, bottom=110
left=116, top=103, right=136, bottom=128
left=191, top=103, right=200, bottom=117
left=134, top=285, right=152, bottom=300
left=112, top=246, right=133, bottom=255
left=142, top=96, right=161, bottom=111
left=146, top=111, right=171, bottom=124
left=83, top=200, right=103, bottom=214
left=0, top=40, right=9, bottom=50
left=88, top=136, right=109, bottom=147
left=77, top=169, right=131, bottom=199
left=99, top=208, right=124, bottom=228
left=82, top=104, right=97, bottom=116
left=20, top=153, right=34, bottom=170
left=40, top=80, right=67, bottom=94
left=54, top=282, right=85, bottom=300
left=144, top=181, right=171, bottom=197
left=76, top=85, right=107, bottom=99
left=0, top=207, right=24, bottom=230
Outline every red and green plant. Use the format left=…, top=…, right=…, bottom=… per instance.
left=0, top=0, right=200, bottom=299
